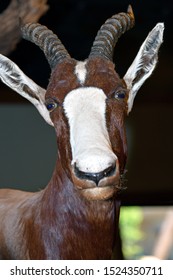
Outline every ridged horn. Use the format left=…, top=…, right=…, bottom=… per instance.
left=89, top=5, right=135, bottom=61
left=21, top=23, right=71, bottom=69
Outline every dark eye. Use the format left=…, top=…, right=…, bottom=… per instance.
left=114, top=91, right=126, bottom=100
left=45, top=99, right=58, bottom=112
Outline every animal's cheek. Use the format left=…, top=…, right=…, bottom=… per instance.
left=51, top=111, right=73, bottom=171
left=106, top=114, right=127, bottom=172
left=108, top=129, right=121, bottom=155
left=50, top=109, right=66, bottom=134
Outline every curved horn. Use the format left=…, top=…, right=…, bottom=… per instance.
left=89, top=5, right=135, bottom=61
left=21, top=23, right=71, bottom=69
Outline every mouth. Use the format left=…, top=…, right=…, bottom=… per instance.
left=71, top=163, right=121, bottom=200
left=80, top=185, right=118, bottom=200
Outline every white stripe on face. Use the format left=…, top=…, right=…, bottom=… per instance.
left=74, top=61, right=87, bottom=84
left=63, top=87, right=117, bottom=173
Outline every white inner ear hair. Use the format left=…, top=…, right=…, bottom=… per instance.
left=124, top=23, right=164, bottom=114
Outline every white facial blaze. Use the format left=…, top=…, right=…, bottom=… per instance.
left=63, top=87, right=117, bottom=173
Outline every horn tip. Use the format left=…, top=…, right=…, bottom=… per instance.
left=127, top=4, right=134, bottom=19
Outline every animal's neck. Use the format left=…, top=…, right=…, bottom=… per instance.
left=31, top=159, right=120, bottom=259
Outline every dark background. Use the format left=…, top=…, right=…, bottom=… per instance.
left=0, top=0, right=172, bottom=205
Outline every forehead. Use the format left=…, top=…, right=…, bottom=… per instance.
left=46, top=57, right=124, bottom=101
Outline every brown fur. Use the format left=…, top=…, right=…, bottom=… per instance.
left=0, top=57, right=127, bottom=259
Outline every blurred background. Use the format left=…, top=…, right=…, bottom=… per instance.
left=0, top=0, right=172, bottom=259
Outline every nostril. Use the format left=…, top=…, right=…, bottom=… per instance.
left=102, top=165, right=116, bottom=177
left=74, top=164, right=116, bottom=185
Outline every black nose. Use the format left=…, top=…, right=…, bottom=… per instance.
left=74, top=164, right=116, bottom=185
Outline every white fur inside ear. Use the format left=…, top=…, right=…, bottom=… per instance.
left=0, top=54, right=53, bottom=126
left=124, top=23, right=164, bottom=113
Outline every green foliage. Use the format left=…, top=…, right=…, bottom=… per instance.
left=119, top=206, right=144, bottom=259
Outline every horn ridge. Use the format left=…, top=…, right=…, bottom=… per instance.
left=21, top=23, right=71, bottom=69
left=89, top=5, right=135, bottom=61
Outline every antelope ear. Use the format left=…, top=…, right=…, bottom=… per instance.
left=123, top=23, right=164, bottom=113
left=0, top=54, right=53, bottom=126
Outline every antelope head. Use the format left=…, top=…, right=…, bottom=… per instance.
left=0, top=6, right=164, bottom=200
